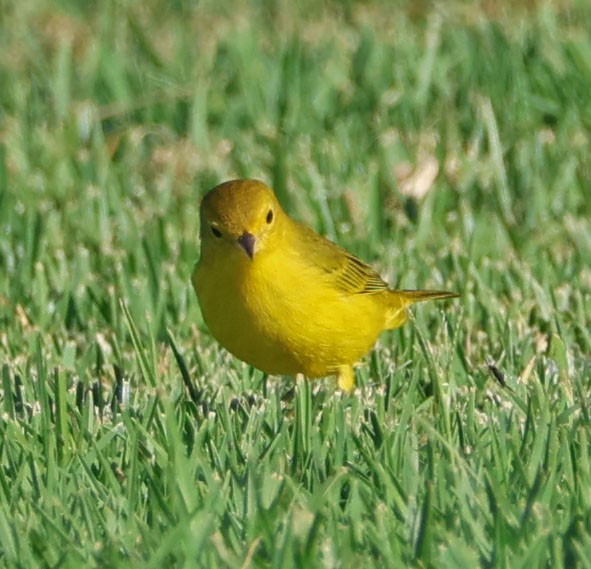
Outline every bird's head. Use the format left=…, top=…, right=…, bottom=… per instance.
left=199, top=179, right=284, bottom=261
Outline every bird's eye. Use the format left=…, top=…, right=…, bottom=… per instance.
left=210, top=225, right=222, bottom=238
left=266, top=209, right=274, bottom=224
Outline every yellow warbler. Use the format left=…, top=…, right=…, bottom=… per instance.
left=192, top=179, right=458, bottom=392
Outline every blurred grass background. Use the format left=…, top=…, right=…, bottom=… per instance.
left=1, top=0, right=591, bottom=567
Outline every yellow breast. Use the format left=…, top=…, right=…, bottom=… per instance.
left=192, top=244, right=389, bottom=378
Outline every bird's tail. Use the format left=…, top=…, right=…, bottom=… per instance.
left=385, top=289, right=460, bottom=329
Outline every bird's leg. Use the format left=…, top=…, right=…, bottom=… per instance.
left=337, top=365, right=355, bottom=393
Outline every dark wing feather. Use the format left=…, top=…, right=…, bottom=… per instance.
left=294, top=222, right=389, bottom=295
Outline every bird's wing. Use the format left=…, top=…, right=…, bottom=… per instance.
left=295, top=222, right=389, bottom=295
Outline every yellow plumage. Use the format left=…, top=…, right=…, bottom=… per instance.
left=192, top=179, right=458, bottom=392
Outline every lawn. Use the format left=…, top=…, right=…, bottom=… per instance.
left=1, top=0, right=591, bottom=567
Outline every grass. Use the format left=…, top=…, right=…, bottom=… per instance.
left=1, top=0, right=591, bottom=566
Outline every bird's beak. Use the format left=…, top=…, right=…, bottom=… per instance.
left=237, top=232, right=256, bottom=259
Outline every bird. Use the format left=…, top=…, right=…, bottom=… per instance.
left=192, top=179, right=458, bottom=392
